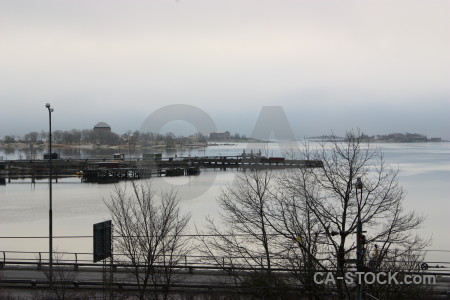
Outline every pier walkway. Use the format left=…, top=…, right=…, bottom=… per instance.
left=0, top=156, right=323, bottom=184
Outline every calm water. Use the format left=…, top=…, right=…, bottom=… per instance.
left=1, top=142, right=449, bottom=262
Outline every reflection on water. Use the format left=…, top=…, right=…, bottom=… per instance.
left=1, top=144, right=238, bottom=160
left=1, top=142, right=449, bottom=261
left=0, top=170, right=235, bottom=254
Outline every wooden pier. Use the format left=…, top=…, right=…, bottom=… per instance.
left=0, top=156, right=322, bottom=184
left=0, top=159, right=87, bottom=184
left=80, top=166, right=200, bottom=183
left=186, top=156, right=323, bottom=169
left=81, top=168, right=142, bottom=183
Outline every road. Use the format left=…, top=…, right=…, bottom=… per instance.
left=1, top=265, right=449, bottom=298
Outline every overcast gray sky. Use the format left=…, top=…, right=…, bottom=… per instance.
left=1, top=0, right=449, bottom=139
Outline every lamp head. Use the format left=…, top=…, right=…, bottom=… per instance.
left=354, top=177, right=363, bottom=190
left=45, top=103, right=50, bottom=108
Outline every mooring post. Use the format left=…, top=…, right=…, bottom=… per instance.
left=37, top=252, right=42, bottom=269
left=74, top=253, right=79, bottom=271
left=0, top=251, right=5, bottom=268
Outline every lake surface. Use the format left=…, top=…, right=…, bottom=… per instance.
left=1, top=142, right=449, bottom=262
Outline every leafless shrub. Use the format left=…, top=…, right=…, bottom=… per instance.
left=105, top=181, right=191, bottom=300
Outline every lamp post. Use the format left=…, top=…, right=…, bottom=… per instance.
left=45, top=103, right=54, bottom=282
left=354, top=177, right=364, bottom=300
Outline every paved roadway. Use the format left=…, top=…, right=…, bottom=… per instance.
left=0, top=265, right=238, bottom=298
left=1, top=265, right=449, bottom=298
left=0, top=265, right=234, bottom=285
left=0, top=265, right=237, bottom=294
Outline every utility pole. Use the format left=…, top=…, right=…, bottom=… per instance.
left=354, top=177, right=365, bottom=300
left=45, top=103, right=54, bottom=283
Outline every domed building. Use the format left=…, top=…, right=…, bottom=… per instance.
left=93, top=122, right=111, bottom=134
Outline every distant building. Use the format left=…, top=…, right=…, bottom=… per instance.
left=430, top=138, right=441, bottom=142
left=210, top=131, right=231, bottom=140
left=93, top=122, right=111, bottom=134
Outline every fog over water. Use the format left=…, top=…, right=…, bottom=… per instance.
left=1, top=1, right=449, bottom=139
left=1, top=142, right=449, bottom=262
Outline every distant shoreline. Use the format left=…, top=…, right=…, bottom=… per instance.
left=0, top=142, right=206, bottom=151
left=306, top=138, right=447, bottom=143
left=307, top=134, right=445, bottom=143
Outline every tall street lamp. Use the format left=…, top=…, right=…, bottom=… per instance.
left=45, top=103, right=54, bottom=282
left=354, top=177, right=364, bottom=300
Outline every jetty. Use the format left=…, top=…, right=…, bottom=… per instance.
left=0, top=155, right=323, bottom=184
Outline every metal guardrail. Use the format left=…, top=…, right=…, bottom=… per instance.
left=0, top=279, right=312, bottom=295
left=1, top=251, right=450, bottom=298
left=1, top=250, right=450, bottom=276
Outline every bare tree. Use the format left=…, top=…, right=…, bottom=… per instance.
left=362, top=245, right=432, bottom=299
left=201, top=169, right=277, bottom=271
left=194, top=130, right=427, bottom=299
left=2, top=135, right=15, bottom=144
left=196, top=169, right=295, bottom=299
left=32, top=253, right=77, bottom=300
left=23, top=131, right=38, bottom=143
left=280, top=130, right=427, bottom=298
left=105, top=181, right=191, bottom=300
left=269, top=171, right=329, bottom=299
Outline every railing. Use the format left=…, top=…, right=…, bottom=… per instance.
left=0, top=250, right=298, bottom=272
left=0, top=279, right=310, bottom=294
left=1, top=250, right=450, bottom=276
left=1, top=250, right=450, bottom=296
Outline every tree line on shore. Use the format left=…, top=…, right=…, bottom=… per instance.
left=1, top=129, right=249, bottom=147
left=2, top=130, right=439, bottom=147
left=311, top=132, right=439, bottom=142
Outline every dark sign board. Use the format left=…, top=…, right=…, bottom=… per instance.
left=93, top=220, right=112, bottom=263
left=44, top=153, right=59, bottom=159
